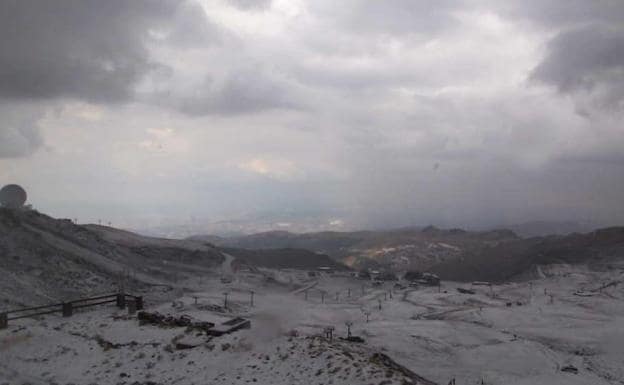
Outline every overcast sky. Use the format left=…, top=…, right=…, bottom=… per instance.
left=1, top=0, right=623, bottom=232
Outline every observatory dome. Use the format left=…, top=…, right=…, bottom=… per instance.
left=0, top=184, right=27, bottom=209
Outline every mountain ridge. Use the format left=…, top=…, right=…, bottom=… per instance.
left=190, top=225, right=624, bottom=282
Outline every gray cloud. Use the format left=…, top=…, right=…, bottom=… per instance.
left=531, top=25, right=624, bottom=108
left=311, top=0, right=465, bottom=37
left=173, top=69, right=301, bottom=116
left=497, top=0, right=624, bottom=29
left=0, top=0, right=208, bottom=103
left=493, top=0, right=624, bottom=109
left=3, top=0, right=624, bottom=229
left=166, top=1, right=222, bottom=48
left=228, top=0, right=273, bottom=11
left=0, top=0, right=219, bottom=158
left=0, top=104, right=43, bottom=158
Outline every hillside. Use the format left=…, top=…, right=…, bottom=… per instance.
left=192, top=226, right=624, bottom=282
left=3, top=209, right=624, bottom=385
left=0, top=209, right=349, bottom=307
left=222, top=247, right=349, bottom=271
left=3, top=206, right=622, bottom=310
left=427, top=227, right=624, bottom=282
left=89, top=225, right=349, bottom=272
left=0, top=208, right=225, bottom=307
left=505, top=220, right=593, bottom=238
left=190, top=226, right=520, bottom=273
left=4, top=257, right=624, bottom=385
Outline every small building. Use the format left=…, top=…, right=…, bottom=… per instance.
left=357, top=270, right=371, bottom=280
left=378, top=271, right=398, bottom=281
left=409, top=272, right=440, bottom=286
left=207, top=317, right=251, bottom=336
left=403, top=271, right=424, bottom=282
left=421, top=273, right=440, bottom=286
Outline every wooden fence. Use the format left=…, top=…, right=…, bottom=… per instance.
left=0, top=293, right=143, bottom=329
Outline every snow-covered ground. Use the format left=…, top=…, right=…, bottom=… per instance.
left=2, top=264, right=624, bottom=385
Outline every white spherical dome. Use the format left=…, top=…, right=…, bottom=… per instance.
left=0, top=184, right=27, bottom=208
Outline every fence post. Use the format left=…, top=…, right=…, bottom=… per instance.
left=127, top=300, right=137, bottom=315
left=135, top=296, right=144, bottom=311
left=62, top=302, right=73, bottom=317
left=0, top=313, right=7, bottom=329
left=116, top=293, right=126, bottom=309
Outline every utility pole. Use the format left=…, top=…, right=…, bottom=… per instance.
left=223, top=292, right=229, bottom=309
left=250, top=290, right=255, bottom=307
left=345, top=321, right=353, bottom=338
left=324, top=326, right=334, bottom=342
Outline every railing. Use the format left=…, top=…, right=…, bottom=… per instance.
left=0, top=293, right=143, bottom=329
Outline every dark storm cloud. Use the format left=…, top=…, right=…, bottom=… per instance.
left=495, top=0, right=624, bottom=108
left=0, top=0, right=206, bottom=103
left=0, top=0, right=218, bottom=158
left=531, top=25, right=624, bottom=108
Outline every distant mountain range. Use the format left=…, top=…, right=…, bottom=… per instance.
left=189, top=226, right=520, bottom=272
left=502, top=220, right=594, bottom=238
left=136, top=216, right=595, bottom=240
left=1, top=208, right=621, bottom=308
left=190, top=223, right=624, bottom=282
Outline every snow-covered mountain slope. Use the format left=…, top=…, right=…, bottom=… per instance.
left=0, top=208, right=225, bottom=307
left=2, top=264, right=624, bottom=384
